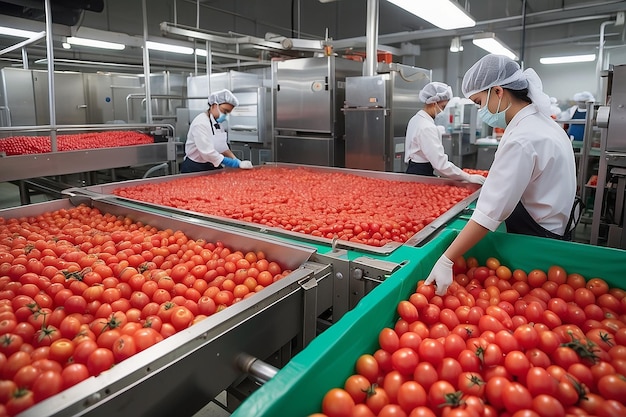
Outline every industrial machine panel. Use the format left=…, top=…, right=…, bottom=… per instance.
left=345, top=108, right=389, bottom=171
left=0, top=68, right=36, bottom=127
left=85, top=73, right=115, bottom=124
left=274, top=57, right=361, bottom=134
left=110, top=74, right=143, bottom=123
left=275, top=57, right=334, bottom=133
left=345, top=75, right=388, bottom=108
left=32, top=70, right=88, bottom=125
left=607, top=64, right=626, bottom=152
left=276, top=135, right=338, bottom=166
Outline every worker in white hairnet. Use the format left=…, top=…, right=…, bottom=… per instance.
left=549, top=97, right=561, bottom=120
left=404, top=81, right=485, bottom=184
left=424, top=54, right=579, bottom=296
left=558, top=91, right=595, bottom=142
left=181, top=89, right=253, bottom=173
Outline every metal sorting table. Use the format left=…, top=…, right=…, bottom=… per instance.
left=67, top=163, right=480, bottom=321
left=72, top=163, right=481, bottom=256
left=1, top=197, right=334, bottom=417
left=0, top=124, right=178, bottom=183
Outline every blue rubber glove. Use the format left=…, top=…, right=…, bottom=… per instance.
left=221, top=157, right=241, bottom=168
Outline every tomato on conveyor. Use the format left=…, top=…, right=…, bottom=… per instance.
left=0, top=131, right=153, bottom=156
left=0, top=204, right=288, bottom=416
left=112, top=167, right=475, bottom=247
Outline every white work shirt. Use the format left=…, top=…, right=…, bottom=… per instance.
left=404, top=110, right=469, bottom=181
left=185, top=111, right=227, bottom=167
left=472, top=104, right=577, bottom=235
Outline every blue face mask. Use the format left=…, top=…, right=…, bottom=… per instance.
left=478, top=87, right=510, bottom=129
left=216, top=111, right=227, bottom=124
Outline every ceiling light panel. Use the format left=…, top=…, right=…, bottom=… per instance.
left=387, top=0, right=476, bottom=30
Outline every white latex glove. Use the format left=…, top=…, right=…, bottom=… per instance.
left=239, top=160, right=253, bottom=169
left=424, top=254, right=454, bottom=296
left=468, top=174, right=486, bottom=185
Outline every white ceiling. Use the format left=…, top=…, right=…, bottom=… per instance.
left=0, top=0, right=624, bottom=72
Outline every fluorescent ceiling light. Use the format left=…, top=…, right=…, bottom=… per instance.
left=195, top=48, right=208, bottom=57
left=146, top=41, right=193, bottom=55
left=387, top=0, right=475, bottom=30
left=450, top=37, right=463, bottom=52
left=472, top=32, right=518, bottom=60
left=540, top=54, right=596, bottom=65
left=0, top=26, right=41, bottom=38
left=66, top=36, right=125, bottom=50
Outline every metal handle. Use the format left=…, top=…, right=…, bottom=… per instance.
left=77, top=104, right=88, bottom=109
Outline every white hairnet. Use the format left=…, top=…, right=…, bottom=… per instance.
left=462, top=54, right=552, bottom=117
left=419, top=82, right=453, bottom=104
left=208, top=89, right=239, bottom=107
left=573, top=91, right=595, bottom=102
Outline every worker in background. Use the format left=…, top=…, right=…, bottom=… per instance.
left=181, top=89, right=253, bottom=173
left=549, top=97, right=561, bottom=120
left=404, top=81, right=486, bottom=184
left=558, top=91, right=595, bottom=142
left=425, top=54, right=579, bottom=296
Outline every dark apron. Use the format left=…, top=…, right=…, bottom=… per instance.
left=180, top=158, right=222, bottom=173
left=505, top=197, right=582, bottom=241
left=406, top=160, right=434, bottom=176
left=568, top=109, right=586, bottom=142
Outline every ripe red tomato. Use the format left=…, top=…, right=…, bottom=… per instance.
left=427, top=380, right=455, bottom=409
left=391, top=348, right=418, bottom=376
left=169, top=306, right=194, bottom=331
left=366, top=386, right=390, bottom=414
left=356, top=354, right=380, bottom=383
left=61, top=363, right=89, bottom=389
left=86, top=347, right=114, bottom=376
left=397, top=381, right=427, bottom=413
left=343, top=374, right=371, bottom=403
left=379, top=328, right=400, bottom=353
left=597, top=373, right=626, bottom=401
left=32, top=370, right=63, bottom=402
left=132, top=327, right=162, bottom=352
left=416, top=338, right=444, bottom=368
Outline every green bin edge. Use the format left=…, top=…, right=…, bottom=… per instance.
left=231, top=229, right=626, bottom=417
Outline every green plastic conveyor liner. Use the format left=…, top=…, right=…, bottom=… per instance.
left=231, top=229, right=626, bottom=417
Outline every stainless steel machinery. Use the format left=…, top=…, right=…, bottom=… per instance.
left=273, top=56, right=363, bottom=167
left=0, top=68, right=186, bottom=128
left=343, top=63, right=431, bottom=172
left=439, top=100, right=481, bottom=169
left=590, top=64, right=626, bottom=248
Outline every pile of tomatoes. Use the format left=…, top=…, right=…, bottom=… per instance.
left=113, top=167, right=474, bottom=247
left=0, top=204, right=288, bottom=416
left=462, top=169, right=489, bottom=178
left=0, top=131, right=153, bottom=156
left=313, top=257, right=626, bottom=417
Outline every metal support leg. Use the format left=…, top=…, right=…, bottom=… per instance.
left=18, top=180, right=31, bottom=205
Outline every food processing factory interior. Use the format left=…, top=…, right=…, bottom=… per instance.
left=1, top=1, right=626, bottom=417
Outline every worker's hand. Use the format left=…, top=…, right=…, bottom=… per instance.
left=424, top=254, right=454, bottom=296
left=239, top=160, right=253, bottom=169
left=468, top=174, right=486, bottom=185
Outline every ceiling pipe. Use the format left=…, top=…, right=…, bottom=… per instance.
left=331, top=1, right=624, bottom=49
left=364, top=0, right=379, bottom=76
left=596, top=14, right=624, bottom=100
